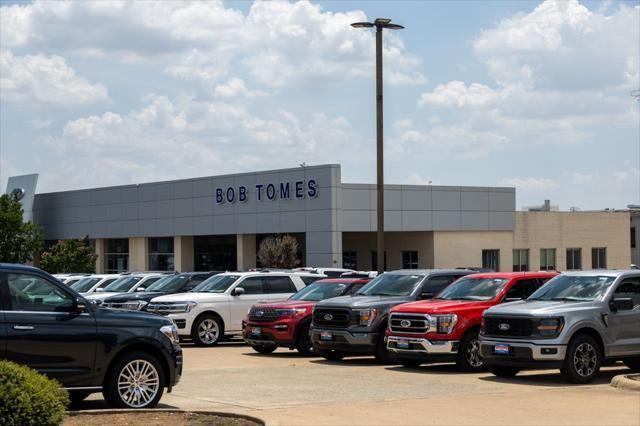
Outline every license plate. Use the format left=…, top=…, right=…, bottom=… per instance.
left=251, top=327, right=261, bottom=337
left=494, top=344, right=510, bottom=355
left=320, top=331, right=333, bottom=341
left=396, top=339, right=410, bottom=349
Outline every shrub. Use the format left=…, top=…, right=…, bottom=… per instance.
left=0, top=361, right=69, bottom=426
left=257, top=234, right=301, bottom=268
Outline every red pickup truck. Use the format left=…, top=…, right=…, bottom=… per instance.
left=386, top=272, right=558, bottom=371
left=243, top=278, right=370, bottom=355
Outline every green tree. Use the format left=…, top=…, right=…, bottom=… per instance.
left=0, top=193, right=43, bottom=264
left=40, top=237, right=98, bottom=274
left=257, top=234, right=301, bottom=269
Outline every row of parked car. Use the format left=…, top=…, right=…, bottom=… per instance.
left=3, top=263, right=638, bottom=411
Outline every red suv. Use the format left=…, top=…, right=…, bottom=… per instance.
left=243, top=278, right=370, bottom=355
left=386, top=272, right=558, bottom=371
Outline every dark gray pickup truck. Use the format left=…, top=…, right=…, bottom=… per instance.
left=310, top=269, right=473, bottom=363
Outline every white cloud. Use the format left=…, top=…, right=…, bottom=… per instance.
left=419, top=81, right=499, bottom=108
left=0, top=50, right=108, bottom=107
left=498, top=177, right=559, bottom=191
left=1, top=0, right=424, bottom=89
left=213, top=77, right=265, bottom=98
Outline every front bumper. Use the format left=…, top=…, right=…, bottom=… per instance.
left=479, top=337, right=566, bottom=369
left=166, top=313, right=193, bottom=336
left=243, top=319, right=299, bottom=348
left=310, top=327, right=378, bottom=354
left=386, top=336, right=458, bottom=357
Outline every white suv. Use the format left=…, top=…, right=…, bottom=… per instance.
left=147, top=272, right=306, bottom=346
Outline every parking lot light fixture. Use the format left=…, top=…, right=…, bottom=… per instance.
left=350, top=18, right=404, bottom=274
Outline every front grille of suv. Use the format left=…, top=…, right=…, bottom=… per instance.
left=484, top=316, right=534, bottom=337
left=313, top=308, right=352, bottom=327
left=389, top=313, right=431, bottom=334
left=146, top=302, right=189, bottom=315
left=248, top=306, right=279, bottom=322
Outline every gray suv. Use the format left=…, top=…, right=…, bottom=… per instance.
left=480, top=270, right=640, bottom=383
left=311, top=269, right=473, bottom=363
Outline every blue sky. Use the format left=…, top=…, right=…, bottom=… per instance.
left=1, top=0, right=638, bottom=210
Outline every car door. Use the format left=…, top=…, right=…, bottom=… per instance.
left=264, top=276, right=298, bottom=301
left=1, top=271, right=97, bottom=386
left=229, top=277, right=268, bottom=330
left=607, top=276, right=640, bottom=356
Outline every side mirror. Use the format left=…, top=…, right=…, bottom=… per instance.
left=232, top=287, right=245, bottom=296
left=609, top=298, right=633, bottom=312
left=136, top=287, right=145, bottom=292
left=418, top=292, right=434, bottom=300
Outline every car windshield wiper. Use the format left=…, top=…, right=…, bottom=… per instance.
left=369, top=292, right=396, bottom=296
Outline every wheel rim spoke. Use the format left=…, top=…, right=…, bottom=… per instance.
left=117, top=359, right=159, bottom=407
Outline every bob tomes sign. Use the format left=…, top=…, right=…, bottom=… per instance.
left=216, top=179, right=318, bottom=204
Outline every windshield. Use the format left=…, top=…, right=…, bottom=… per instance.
left=71, top=277, right=101, bottom=292
left=103, top=276, right=143, bottom=292
left=356, top=274, right=424, bottom=297
left=290, top=282, right=349, bottom=301
left=192, top=275, right=240, bottom=293
left=528, top=275, right=616, bottom=302
left=437, top=278, right=508, bottom=301
left=145, top=275, right=188, bottom=292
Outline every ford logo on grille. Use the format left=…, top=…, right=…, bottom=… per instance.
left=400, top=319, right=412, bottom=328
left=256, top=311, right=264, bottom=317
left=324, top=314, right=334, bottom=321
left=498, top=323, right=510, bottom=331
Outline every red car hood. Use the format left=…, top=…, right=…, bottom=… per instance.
left=392, top=299, right=496, bottom=314
left=252, top=300, right=317, bottom=310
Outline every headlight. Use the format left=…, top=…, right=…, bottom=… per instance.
left=160, top=324, right=180, bottom=344
left=122, top=300, right=148, bottom=310
left=430, top=314, right=457, bottom=334
left=184, top=301, right=198, bottom=313
left=354, top=308, right=377, bottom=327
left=275, top=308, right=307, bottom=318
left=535, top=318, right=564, bottom=337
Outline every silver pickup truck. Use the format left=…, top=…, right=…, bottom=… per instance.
left=479, top=270, right=640, bottom=383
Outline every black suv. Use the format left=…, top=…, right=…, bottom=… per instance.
left=0, top=263, right=182, bottom=408
left=311, top=269, right=473, bottom=363
left=102, top=271, right=220, bottom=311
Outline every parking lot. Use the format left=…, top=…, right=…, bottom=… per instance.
left=78, top=342, right=640, bottom=425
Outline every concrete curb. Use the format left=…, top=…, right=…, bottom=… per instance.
left=611, top=374, right=640, bottom=392
left=66, top=408, right=265, bottom=425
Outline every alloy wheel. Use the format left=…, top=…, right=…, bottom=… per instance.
left=573, top=342, right=597, bottom=377
left=198, top=318, right=219, bottom=344
left=117, top=359, right=160, bottom=408
left=465, top=338, right=483, bottom=368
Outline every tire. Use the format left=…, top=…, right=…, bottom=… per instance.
left=561, top=334, right=602, bottom=384
left=623, top=357, right=640, bottom=370
left=374, top=332, right=394, bottom=364
left=251, top=345, right=277, bottom=354
left=68, top=390, right=91, bottom=407
left=399, top=359, right=423, bottom=368
left=103, top=351, right=165, bottom=409
left=295, top=322, right=316, bottom=356
left=488, top=365, right=520, bottom=378
left=456, top=331, right=485, bottom=372
left=191, top=314, right=223, bottom=347
left=317, top=349, right=345, bottom=361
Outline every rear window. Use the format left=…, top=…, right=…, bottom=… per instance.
left=266, top=276, right=297, bottom=293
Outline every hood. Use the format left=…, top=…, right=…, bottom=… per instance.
left=316, top=294, right=413, bottom=309
left=253, top=300, right=316, bottom=310
left=103, top=292, right=165, bottom=303
left=150, top=292, right=228, bottom=303
left=485, top=300, right=598, bottom=317
left=84, top=292, right=122, bottom=300
left=392, top=299, right=495, bottom=315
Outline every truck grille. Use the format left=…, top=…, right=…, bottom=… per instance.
left=389, top=313, right=431, bottom=334
left=313, top=308, right=351, bottom=327
left=248, top=306, right=279, bottom=322
left=146, top=302, right=188, bottom=315
left=484, top=316, right=534, bottom=337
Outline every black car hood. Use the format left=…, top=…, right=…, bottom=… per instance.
left=316, top=294, right=414, bottom=309
left=103, top=291, right=167, bottom=303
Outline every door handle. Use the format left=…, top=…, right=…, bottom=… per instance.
left=13, top=325, right=35, bottom=330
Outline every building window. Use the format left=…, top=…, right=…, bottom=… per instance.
left=343, top=251, right=357, bottom=270
left=540, top=248, right=556, bottom=271
left=566, top=248, right=582, bottom=270
left=512, top=249, right=529, bottom=272
left=482, top=250, right=500, bottom=271
left=632, top=227, right=636, bottom=249
left=402, top=251, right=419, bottom=269
left=105, top=238, right=129, bottom=273
left=371, top=251, right=387, bottom=271
left=592, top=247, right=607, bottom=269
left=194, top=235, right=237, bottom=271
left=149, top=237, right=174, bottom=271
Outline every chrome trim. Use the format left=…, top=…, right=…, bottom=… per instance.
left=64, top=386, right=103, bottom=391
left=387, top=336, right=457, bottom=354
left=388, top=312, right=433, bottom=334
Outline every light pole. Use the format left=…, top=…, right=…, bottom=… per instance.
left=351, top=18, right=404, bottom=274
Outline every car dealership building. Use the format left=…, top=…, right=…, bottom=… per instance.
left=7, top=164, right=634, bottom=273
